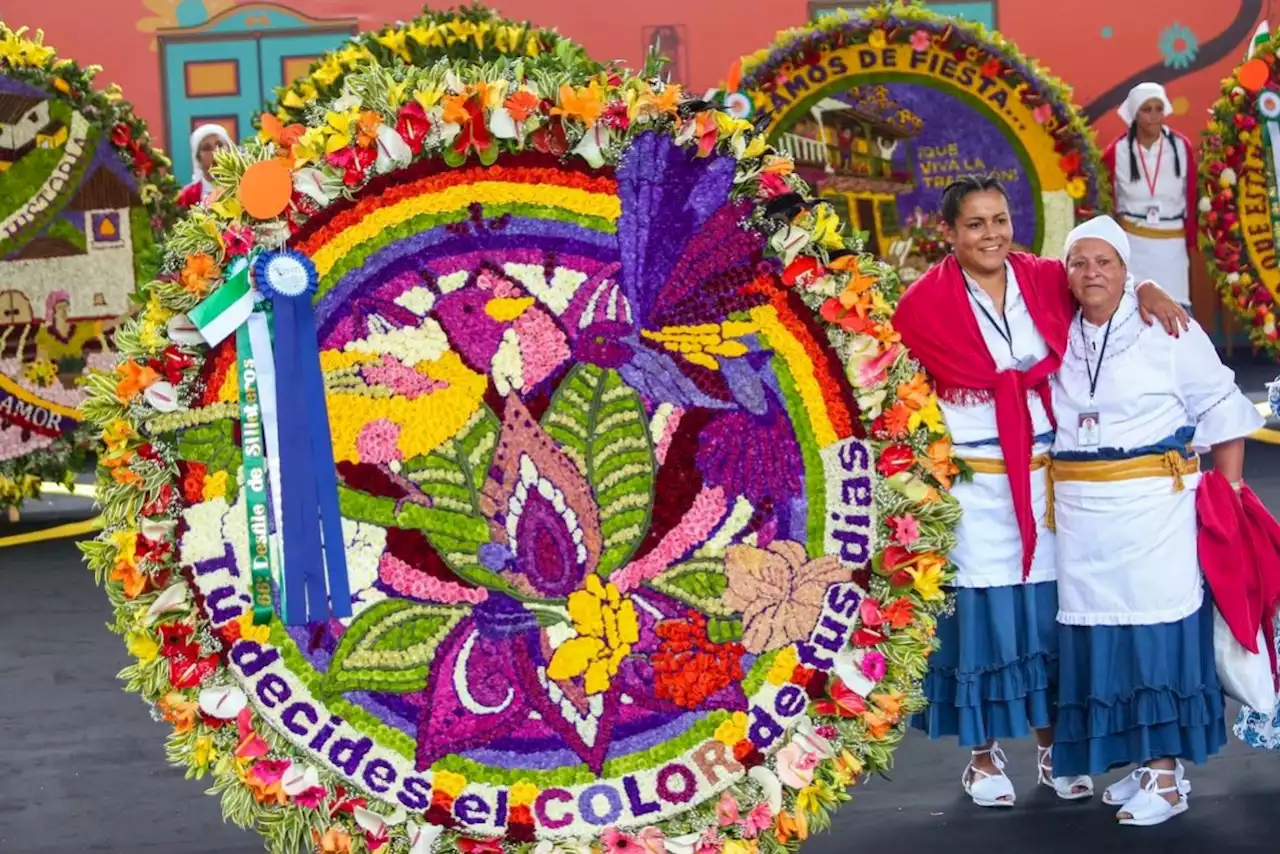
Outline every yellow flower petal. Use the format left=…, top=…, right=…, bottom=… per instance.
left=546, top=636, right=605, bottom=682
left=582, top=656, right=613, bottom=695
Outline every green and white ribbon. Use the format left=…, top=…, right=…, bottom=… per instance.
left=189, top=262, right=255, bottom=346
left=192, top=253, right=286, bottom=624
left=236, top=321, right=277, bottom=624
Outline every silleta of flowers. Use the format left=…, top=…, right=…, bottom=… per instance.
left=82, top=49, right=961, bottom=854
left=1198, top=38, right=1280, bottom=356
left=735, top=1, right=1109, bottom=254
left=265, top=2, right=602, bottom=129
left=0, top=24, right=178, bottom=510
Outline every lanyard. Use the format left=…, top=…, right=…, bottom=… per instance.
left=1138, top=139, right=1163, bottom=198
left=1081, top=314, right=1114, bottom=401
left=971, top=293, right=1016, bottom=360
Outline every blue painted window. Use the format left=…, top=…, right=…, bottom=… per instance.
left=158, top=5, right=357, bottom=184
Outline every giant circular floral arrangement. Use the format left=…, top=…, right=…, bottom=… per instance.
left=1199, top=38, right=1280, bottom=356
left=0, top=25, right=178, bottom=510
left=265, top=2, right=601, bottom=129
left=83, top=50, right=961, bottom=854
left=734, top=2, right=1107, bottom=269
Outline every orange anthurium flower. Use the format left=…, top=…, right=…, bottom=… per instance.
left=872, top=692, right=906, bottom=721
left=110, top=560, right=148, bottom=599
left=158, top=692, right=199, bottom=734
left=442, top=93, right=473, bottom=125
left=355, top=110, right=382, bottom=148
left=246, top=773, right=288, bottom=806
left=922, top=437, right=960, bottom=488
left=553, top=83, right=604, bottom=126
left=896, top=372, right=932, bottom=410
left=313, top=827, right=353, bottom=854
left=862, top=709, right=893, bottom=739
left=179, top=252, right=218, bottom=298
left=775, top=810, right=809, bottom=844
left=115, top=360, right=159, bottom=401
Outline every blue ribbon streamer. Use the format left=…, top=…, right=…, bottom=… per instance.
left=253, top=250, right=351, bottom=625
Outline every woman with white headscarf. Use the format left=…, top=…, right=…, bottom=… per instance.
left=1049, top=215, right=1267, bottom=826
left=1101, top=83, right=1198, bottom=307
left=177, top=123, right=233, bottom=208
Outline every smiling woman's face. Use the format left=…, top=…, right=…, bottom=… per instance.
left=939, top=188, right=1012, bottom=278
left=1066, top=237, right=1126, bottom=313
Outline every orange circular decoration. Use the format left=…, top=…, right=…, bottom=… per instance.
left=1172, top=95, right=1190, bottom=116
left=1238, top=58, right=1271, bottom=92
left=237, top=158, right=293, bottom=220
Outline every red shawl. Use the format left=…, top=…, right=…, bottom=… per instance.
left=893, top=252, right=1073, bottom=579
left=1197, top=471, right=1280, bottom=682
left=177, top=181, right=203, bottom=209
left=1101, top=129, right=1199, bottom=253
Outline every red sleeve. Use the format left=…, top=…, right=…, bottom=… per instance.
left=1100, top=137, right=1120, bottom=215
left=177, top=182, right=201, bottom=209
left=1175, top=130, right=1199, bottom=252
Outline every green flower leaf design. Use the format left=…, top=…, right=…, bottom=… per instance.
left=542, top=364, right=655, bottom=576
left=648, top=557, right=732, bottom=617
left=177, top=419, right=242, bottom=484
left=343, top=405, right=529, bottom=597
left=320, top=599, right=468, bottom=698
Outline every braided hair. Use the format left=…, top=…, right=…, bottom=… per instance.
left=1126, top=121, right=1181, bottom=183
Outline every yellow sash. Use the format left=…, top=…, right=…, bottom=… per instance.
left=957, top=450, right=1200, bottom=533
left=1118, top=218, right=1184, bottom=241
left=958, top=454, right=1055, bottom=531
left=1049, top=450, right=1199, bottom=492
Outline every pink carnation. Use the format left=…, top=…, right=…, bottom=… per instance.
left=356, top=419, right=402, bottom=465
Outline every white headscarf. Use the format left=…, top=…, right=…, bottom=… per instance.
left=189, top=123, right=234, bottom=185
left=1117, top=82, right=1173, bottom=126
left=1064, top=215, right=1131, bottom=269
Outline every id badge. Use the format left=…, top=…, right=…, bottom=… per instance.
left=1145, top=205, right=1160, bottom=225
left=1077, top=411, right=1101, bottom=447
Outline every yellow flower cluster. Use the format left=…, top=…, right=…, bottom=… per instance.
left=0, top=25, right=55, bottom=68
left=640, top=321, right=757, bottom=371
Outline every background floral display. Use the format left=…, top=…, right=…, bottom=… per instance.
left=1198, top=34, right=1280, bottom=358
left=264, top=3, right=603, bottom=131
left=734, top=2, right=1108, bottom=276
left=0, top=24, right=177, bottom=510
left=81, top=43, right=963, bottom=854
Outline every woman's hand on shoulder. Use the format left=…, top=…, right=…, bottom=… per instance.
left=1135, top=280, right=1190, bottom=337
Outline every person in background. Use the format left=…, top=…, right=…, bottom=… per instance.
left=177, top=123, right=233, bottom=209
left=894, top=175, right=1188, bottom=810
left=1048, top=215, right=1263, bottom=826
left=1101, top=83, right=1198, bottom=308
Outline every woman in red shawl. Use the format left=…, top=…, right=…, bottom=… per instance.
left=177, top=123, right=233, bottom=209
left=896, top=175, right=1188, bottom=809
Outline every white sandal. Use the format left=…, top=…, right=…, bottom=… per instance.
left=1116, top=767, right=1189, bottom=827
left=1036, top=744, right=1094, bottom=801
left=1103, top=761, right=1190, bottom=806
left=963, top=743, right=1016, bottom=808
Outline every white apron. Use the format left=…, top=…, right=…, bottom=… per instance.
left=937, top=263, right=1056, bottom=588
left=1114, top=131, right=1191, bottom=305
left=1050, top=295, right=1262, bottom=626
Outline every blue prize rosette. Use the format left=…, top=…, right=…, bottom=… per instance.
left=252, top=249, right=351, bottom=625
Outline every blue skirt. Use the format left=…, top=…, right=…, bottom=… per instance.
left=911, top=582, right=1059, bottom=747
left=1052, top=594, right=1226, bottom=778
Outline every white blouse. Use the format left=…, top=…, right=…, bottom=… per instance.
left=1113, top=131, right=1190, bottom=233
left=1051, top=292, right=1262, bottom=626
left=937, top=262, right=1057, bottom=588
